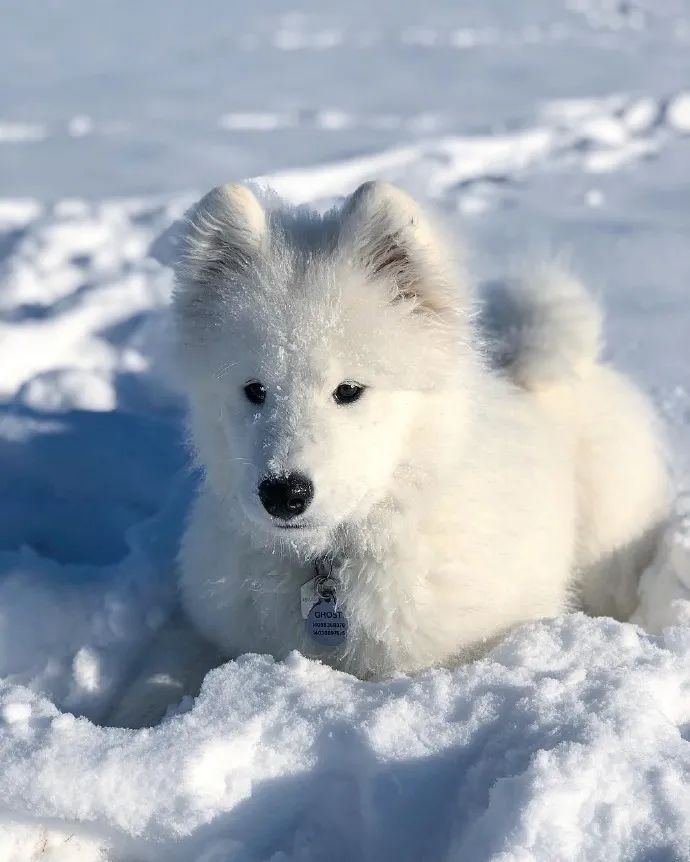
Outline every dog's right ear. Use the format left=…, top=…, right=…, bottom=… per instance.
left=179, top=184, right=267, bottom=285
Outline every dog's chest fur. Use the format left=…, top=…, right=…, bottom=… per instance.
left=178, top=456, right=575, bottom=681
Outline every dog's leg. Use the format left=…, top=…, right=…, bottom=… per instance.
left=105, top=611, right=222, bottom=729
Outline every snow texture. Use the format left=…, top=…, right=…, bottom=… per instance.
left=1, top=1, right=690, bottom=860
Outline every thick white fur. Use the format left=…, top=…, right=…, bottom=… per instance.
left=109, top=181, right=671, bottom=726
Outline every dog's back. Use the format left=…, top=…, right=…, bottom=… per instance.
left=481, top=264, right=671, bottom=618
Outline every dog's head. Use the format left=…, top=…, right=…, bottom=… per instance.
left=173, top=181, right=474, bottom=552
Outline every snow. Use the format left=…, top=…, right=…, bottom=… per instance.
left=1, top=1, right=690, bottom=860
left=0, top=122, right=46, bottom=144
left=3, top=620, right=690, bottom=861
left=667, top=92, right=690, bottom=133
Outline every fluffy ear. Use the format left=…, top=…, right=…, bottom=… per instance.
left=339, top=181, right=464, bottom=317
left=180, top=183, right=267, bottom=284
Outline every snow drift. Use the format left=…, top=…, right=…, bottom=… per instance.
left=3, top=617, right=690, bottom=862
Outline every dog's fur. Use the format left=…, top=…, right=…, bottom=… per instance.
left=108, top=181, right=671, bottom=727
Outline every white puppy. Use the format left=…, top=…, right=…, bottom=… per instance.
left=109, top=181, right=671, bottom=727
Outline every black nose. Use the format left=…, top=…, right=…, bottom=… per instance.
left=258, top=472, right=314, bottom=520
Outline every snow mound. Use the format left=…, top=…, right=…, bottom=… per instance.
left=1, top=616, right=690, bottom=862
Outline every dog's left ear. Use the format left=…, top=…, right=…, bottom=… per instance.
left=339, top=181, right=465, bottom=318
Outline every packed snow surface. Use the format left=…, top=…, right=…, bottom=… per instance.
left=2, top=1, right=690, bottom=860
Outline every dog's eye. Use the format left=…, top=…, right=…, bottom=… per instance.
left=243, top=381, right=266, bottom=405
left=333, top=382, right=365, bottom=405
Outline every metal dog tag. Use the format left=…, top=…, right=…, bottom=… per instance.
left=300, top=561, right=348, bottom=647
left=307, top=595, right=348, bottom=647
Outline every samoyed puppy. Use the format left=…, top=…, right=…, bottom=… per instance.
left=110, top=181, right=671, bottom=727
